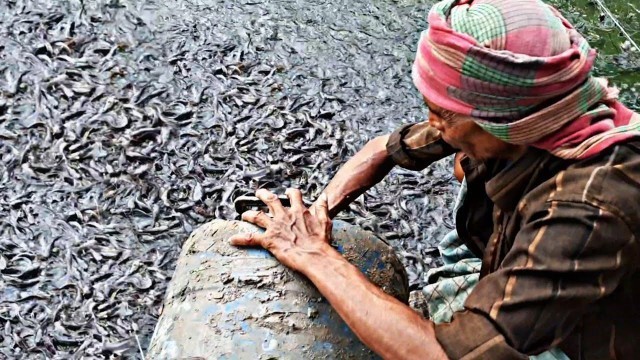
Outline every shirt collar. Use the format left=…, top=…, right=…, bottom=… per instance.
left=485, top=148, right=552, bottom=212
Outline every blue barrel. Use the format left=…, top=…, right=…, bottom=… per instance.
left=147, top=219, right=408, bottom=359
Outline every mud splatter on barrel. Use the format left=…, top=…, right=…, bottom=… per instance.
left=147, top=220, right=408, bottom=359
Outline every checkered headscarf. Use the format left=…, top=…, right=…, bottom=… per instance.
left=414, top=0, right=640, bottom=159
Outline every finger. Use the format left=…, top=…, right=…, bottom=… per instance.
left=229, top=232, right=265, bottom=247
left=256, top=189, right=286, bottom=216
left=285, top=188, right=304, bottom=212
left=241, top=210, right=273, bottom=228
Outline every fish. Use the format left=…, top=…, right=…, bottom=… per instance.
left=0, top=0, right=479, bottom=357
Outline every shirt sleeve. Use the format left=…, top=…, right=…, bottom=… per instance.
left=386, top=122, right=456, bottom=170
left=434, top=200, right=638, bottom=359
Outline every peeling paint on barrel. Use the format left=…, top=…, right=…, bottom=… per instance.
left=147, top=219, right=408, bottom=359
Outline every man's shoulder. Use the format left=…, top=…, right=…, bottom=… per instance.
left=542, top=140, right=640, bottom=230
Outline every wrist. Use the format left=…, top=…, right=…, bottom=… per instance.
left=294, top=242, right=345, bottom=275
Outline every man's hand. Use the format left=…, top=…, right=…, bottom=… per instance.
left=229, top=188, right=336, bottom=272
left=229, top=190, right=447, bottom=360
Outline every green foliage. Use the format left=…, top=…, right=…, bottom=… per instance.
left=548, top=0, right=640, bottom=110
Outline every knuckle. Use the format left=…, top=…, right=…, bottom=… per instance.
left=242, top=233, right=254, bottom=245
left=264, top=240, right=275, bottom=251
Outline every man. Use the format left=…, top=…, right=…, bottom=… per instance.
left=229, top=0, right=640, bottom=358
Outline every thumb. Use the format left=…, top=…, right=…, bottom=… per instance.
left=315, top=193, right=330, bottom=223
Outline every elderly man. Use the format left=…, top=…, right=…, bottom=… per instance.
left=229, top=0, right=640, bottom=358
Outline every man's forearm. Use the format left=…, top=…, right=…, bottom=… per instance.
left=321, top=135, right=395, bottom=218
left=301, top=248, right=448, bottom=360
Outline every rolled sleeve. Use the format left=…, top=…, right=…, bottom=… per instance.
left=435, top=201, right=638, bottom=359
left=436, top=310, right=528, bottom=360
left=386, top=122, right=455, bottom=170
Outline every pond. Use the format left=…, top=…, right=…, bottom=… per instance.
left=0, top=0, right=637, bottom=358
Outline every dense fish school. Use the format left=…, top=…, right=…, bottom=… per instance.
left=0, top=0, right=458, bottom=357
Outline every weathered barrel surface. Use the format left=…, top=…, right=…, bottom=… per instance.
left=147, top=220, right=408, bottom=359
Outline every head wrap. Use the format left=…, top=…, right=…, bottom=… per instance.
left=413, top=0, right=640, bottom=159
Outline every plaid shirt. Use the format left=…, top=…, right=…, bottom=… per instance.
left=387, top=123, right=640, bottom=359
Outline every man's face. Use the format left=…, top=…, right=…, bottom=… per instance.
left=424, top=97, right=525, bottom=161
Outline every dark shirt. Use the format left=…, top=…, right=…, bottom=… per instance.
left=386, top=122, right=640, bottom=359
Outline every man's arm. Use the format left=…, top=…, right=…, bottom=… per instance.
left=318, top=122, right=456, bottom=218
left=303, top=246, right=448, bottom=360
left=319, top=135, right=395, bottom=218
